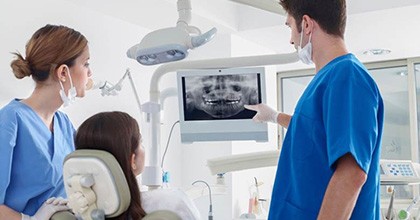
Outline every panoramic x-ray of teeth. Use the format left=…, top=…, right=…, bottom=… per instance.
left=183, top=74, right=260, bottom=120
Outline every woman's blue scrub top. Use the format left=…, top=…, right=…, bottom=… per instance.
left=0, top=99, right=75, bottom=215
left=268, top=54, right=384, bottom=220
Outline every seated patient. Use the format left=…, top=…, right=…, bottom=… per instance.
left=75, top=111, right=201, bottom=220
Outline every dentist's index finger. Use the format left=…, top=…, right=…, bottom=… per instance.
left=244, top=104, right=258, bottom=111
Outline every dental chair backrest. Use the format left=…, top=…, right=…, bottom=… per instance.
left=62, top=149, right=131, bottom=220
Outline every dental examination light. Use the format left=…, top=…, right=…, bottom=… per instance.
left=88, top=68, right=143, bottom=117
left=87, top=79, right=119, bottom=96
left=126, top=0, right=217, bottom=65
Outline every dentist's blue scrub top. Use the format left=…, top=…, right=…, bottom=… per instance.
left=0, top=99, right=75, bottom=215
left=268, top=54, right=384, bottom=220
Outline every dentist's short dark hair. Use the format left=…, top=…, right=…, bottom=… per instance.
left=279, top=0, right=347, bottom=38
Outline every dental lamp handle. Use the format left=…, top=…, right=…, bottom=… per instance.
left=191, top=28, right=217, bottom=48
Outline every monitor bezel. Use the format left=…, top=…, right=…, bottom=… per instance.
left=176, top=67, right=268, bottom=143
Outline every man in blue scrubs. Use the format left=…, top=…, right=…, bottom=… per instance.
left=245, top=0, right=384, bottom=219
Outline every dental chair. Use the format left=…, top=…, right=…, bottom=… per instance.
left=52, top=149, right=181, bottom=220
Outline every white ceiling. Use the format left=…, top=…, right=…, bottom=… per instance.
left=345, top=0, right=420, bottom=14
left=65, top=0, right=420, bottom=29
left=65, top=0, right=420, bottom=63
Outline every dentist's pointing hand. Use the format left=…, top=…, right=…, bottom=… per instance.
left=244, top=104, right=279, bottom=124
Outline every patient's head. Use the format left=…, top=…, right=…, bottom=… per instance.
left=75, top=111, right=146, bottom=219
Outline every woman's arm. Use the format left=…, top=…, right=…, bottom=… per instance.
left=0, top=205, right=22, bottom=220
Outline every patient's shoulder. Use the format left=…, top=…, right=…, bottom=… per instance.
left=141, top=188, right=190, bottom=207
left=141, top=188, right=201, bottom=220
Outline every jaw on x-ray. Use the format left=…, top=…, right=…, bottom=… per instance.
left=183, top=74, right=260, bottom=120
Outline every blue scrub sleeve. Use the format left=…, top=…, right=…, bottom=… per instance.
left=322, top=64, right=380, bottom=174
left=0, top=112, right=17, bottom=204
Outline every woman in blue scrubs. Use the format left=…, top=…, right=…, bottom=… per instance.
left=245, top=0, right=384, bottom=219
left=0, top=24, right=92, bottom=220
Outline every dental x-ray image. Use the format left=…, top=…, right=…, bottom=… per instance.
left=182, top=73, right=261, bottom=120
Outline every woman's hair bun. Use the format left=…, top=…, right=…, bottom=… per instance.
left=10, top=52, right=32, bottom=79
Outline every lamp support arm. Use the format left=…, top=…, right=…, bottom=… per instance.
left=177, top=0, right=192, bottom=27
left=142, top=52, right=298, bottom=189
left=126, top=69, right=143, bottom=117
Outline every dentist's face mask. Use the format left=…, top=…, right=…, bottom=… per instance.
left=59, top=68, right=77, bottom=107
left=297, top=21, right=313, bottom=65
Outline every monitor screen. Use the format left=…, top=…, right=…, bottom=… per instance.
left=177, top=67, right=268, bottom=143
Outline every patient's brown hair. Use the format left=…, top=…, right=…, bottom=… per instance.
left=75, top=111, right=146, bottom=219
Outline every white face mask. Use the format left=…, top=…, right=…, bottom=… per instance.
left=297, top=21, right=313, bottom=65
left=59, top=68, right=77, bottom=107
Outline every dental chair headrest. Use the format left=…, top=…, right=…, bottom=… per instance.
left=63, top=149, right=131, bottom=219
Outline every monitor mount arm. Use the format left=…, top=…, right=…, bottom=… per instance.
left=141, top=52, right=299, bottom=189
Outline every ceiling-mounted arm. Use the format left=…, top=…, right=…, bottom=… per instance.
left=176, top=0, right=217, bottom=46
left=176, top=0, right=192, bottom=28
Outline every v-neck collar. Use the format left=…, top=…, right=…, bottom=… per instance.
left=14, top=99, right=56, bottom=133
left=14, top=99, right=62, bottom=161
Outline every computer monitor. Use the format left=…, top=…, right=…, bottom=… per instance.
left=177, top=67, right=268, bottom=143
